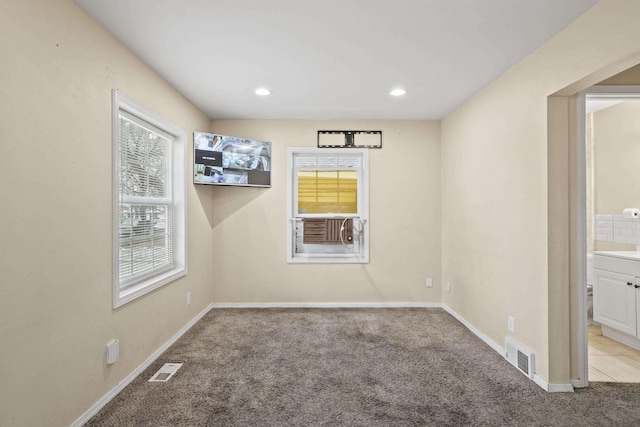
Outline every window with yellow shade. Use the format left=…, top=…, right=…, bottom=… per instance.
left=288, top=148, right=369, bottom=263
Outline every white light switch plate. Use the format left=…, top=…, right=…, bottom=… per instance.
left=106, top=339, right=119, bottom=364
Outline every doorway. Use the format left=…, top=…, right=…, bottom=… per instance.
left=579, top=86, right=640, bottom=385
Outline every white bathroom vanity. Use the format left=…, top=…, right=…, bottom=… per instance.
left=593, top=251, right=640, bottom=350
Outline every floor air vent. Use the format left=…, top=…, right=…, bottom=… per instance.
left=149, top=363, right=183, bottom=382
left=505, top=338, right=535, bottom=379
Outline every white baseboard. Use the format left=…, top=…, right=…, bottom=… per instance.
left=71, top=303, right=215, bottom=427
left=542, top=379, right=575, bottom=393
left=441, top=304, right=573, bottom=393
left=210, top=302, right=442, bottom=309
left=440, top=304, right=505, bottom=355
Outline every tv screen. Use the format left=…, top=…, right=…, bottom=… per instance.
left=194, top=132, right=271, bottom=187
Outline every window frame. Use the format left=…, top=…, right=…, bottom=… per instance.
left=112, top=90, right=187, bottom=308
left=287, top=147, right=369, bottom=263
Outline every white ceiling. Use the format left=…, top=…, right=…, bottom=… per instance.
left=74, top=0, right=600, bottom=120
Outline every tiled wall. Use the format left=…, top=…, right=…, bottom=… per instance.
left=595, top=214, right=640, bottom=244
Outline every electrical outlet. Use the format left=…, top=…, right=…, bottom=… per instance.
left=106, top=339, right=119, bottom=365
left=425, top=277, right=433, bottom=288
left=445, top=281, right=451, bottom=293
left=187, top=291, right=191, bottom=306
left=508, top=315, right=515, bottom=332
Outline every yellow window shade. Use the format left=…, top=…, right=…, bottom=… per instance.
left=298, top=170, right=357, bottom=214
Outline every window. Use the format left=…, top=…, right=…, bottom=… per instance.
left=112, top=90, right=186, bottom=308
left=287, top=147, right=369, bottom=263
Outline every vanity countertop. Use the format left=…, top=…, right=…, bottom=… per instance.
left=594, top=251, right=640, bottom=276
left=593, top=251, right=640, bottom=261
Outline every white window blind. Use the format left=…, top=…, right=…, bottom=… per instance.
left=118, top=113, right=173, bottom=284
left=113, top=91, right=186, bottom=307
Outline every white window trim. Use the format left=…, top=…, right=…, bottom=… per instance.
left=287, top=147, right=369, bottom=263
left=112, top=90, right=187, bottom=308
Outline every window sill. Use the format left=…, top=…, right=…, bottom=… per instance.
left=114, top=267, right=186, bottom=308
left=287, top=255, right=369, bottom=264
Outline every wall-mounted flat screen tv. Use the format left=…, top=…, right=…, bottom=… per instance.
left=194, top=132, right=271, bottom=187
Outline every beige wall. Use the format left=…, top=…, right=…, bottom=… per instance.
left=599, top=63, right=640, bottom=85
left=586, top=113, right=596, bottom=252
left=0, top=1, right=214, bottom=425
left=209, top=120, right=441, bottom=304
left=592, top=101, right=640, bottom=251
left=441, top=0, right=640, bottom=385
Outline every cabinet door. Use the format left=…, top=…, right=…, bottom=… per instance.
left=593, top=269, right=637, bottom=337
left=637, top=278, right=640, bottom=339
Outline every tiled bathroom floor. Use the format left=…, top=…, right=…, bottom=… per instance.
left=588, top=325, right=640, bottom=382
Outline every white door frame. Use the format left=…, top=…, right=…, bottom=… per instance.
left=575, top=85, right=640, bottom=388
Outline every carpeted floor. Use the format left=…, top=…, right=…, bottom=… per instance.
left=86, top=308, right=640, bottom=426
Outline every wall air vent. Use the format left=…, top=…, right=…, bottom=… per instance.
left=149, top=363, right=183, bottom=382
left=505, top=338, right=535, bottom=379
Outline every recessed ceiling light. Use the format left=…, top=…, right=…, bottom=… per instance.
left=390, top=88, right=407, bottom=96
left=255, top=88, right=271, bottom=96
